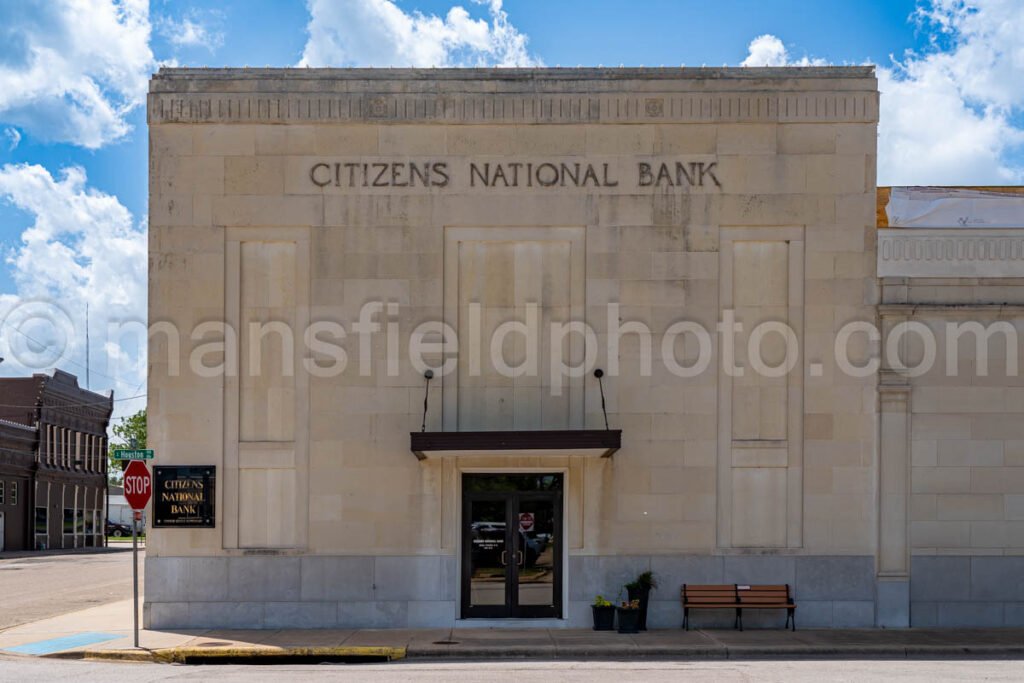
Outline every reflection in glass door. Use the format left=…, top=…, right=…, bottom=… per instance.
left=516, top=498, right=556, bottom=609
left=461, top=473, right=563, bottom=619
left=467, top=498, right=508, bottom=614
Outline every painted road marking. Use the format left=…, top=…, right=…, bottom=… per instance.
left=4, top=632, right=123, bottom=655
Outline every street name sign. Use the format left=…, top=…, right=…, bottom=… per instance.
left=113, top=449, right=154, bottom=461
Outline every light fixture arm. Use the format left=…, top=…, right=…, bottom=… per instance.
left=421, top=369, right=434, bottom=432
left=594, top=368, right=609, bottom=430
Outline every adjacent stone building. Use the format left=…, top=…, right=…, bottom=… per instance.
left=877, top=186, right=1024, bottom=626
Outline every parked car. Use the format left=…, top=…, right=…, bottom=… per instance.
left=105, top=520, right=133, bottom=537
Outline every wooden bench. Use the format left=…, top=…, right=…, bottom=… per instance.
left=681, top=584, right=796, bottom=631
left=736, top=584, right=795, bottom=631
left=681, top=584, right=741, bottom=630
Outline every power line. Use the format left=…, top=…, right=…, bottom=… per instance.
left=0, top=430, right=42, bottom=445
left=0, top=315, right=141, bottom=390
left=0, top=392, right=146, bottom=410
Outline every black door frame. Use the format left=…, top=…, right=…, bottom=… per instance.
left=461, top=480, right=563, bottom=619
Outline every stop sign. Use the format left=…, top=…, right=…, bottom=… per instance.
left=123, top=460, right=152, bottom=510
left=518, top=512, right=534, bottom=532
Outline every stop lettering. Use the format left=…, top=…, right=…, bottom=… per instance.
left=123, top=460, right=152, bottom=510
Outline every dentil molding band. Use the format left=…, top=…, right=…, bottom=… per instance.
left=878, top=228, right=1024, bottom=277
left=148, top=67, right=878, bottom=125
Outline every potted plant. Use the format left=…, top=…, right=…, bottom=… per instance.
left=591, top=595, right=615, bottom=631
left=616, top=598, right=641, bottom=634
left=625, top=570, right=657, bottom=631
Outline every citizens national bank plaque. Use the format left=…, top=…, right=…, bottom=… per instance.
left=153, top=466, right=216, bottom=528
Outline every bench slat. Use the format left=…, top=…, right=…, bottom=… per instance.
left=740, top=594, right=790, bottom=599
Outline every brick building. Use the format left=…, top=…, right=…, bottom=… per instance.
left=0, top=369, right=113, bottom=550
left=0, top=418, right=36, bottom=551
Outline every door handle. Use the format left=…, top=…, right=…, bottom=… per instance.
left=500, top=550, right=507, bottom=566
left=516, top=550, right=524, bottom=567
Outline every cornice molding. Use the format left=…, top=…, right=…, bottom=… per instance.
left=878, top=228, right=1024, bottom=278
left=147, top=90, right=879, bottom=125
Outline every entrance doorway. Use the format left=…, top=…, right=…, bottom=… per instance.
left=461, top=473, right=563, bottom=618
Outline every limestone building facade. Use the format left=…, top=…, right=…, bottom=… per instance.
left=146, top=66, right=903, bottom=629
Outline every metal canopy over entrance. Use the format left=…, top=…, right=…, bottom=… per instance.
left=409, top=429, right=622, bottom=460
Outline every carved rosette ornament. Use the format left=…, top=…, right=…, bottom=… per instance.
left=367, top=96, right=390, bottom=118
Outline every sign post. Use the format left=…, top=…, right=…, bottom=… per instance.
left=123, top=460, right=152, bottom=649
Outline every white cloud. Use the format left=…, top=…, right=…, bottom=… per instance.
left=159, top=9, right=225, bottom=51
left=299, top=0, right=541, bottom=68
left=741, top=1, right=1024, bottom=185
left=0, top=0, right=154, bottom=149
left=3, top=128, right=19, bottom=151
left=878, top=0, right=1024, bottom=184
left=741, top=34, right=826, bottom=67
left=0, top=163, right=146, bottom=410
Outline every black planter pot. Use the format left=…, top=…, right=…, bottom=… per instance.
left=616, top=607, right=640, bottom=634
left=627, top=585, right=651, bottom=631
left=592, top=605, right=616, bottom=631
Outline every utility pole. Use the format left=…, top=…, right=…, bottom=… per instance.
left=85, top=303, right=90, bottom=390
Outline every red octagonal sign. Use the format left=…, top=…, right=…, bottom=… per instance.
left=123, top=460, right=152, bottom=510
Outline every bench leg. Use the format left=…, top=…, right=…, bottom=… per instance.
left=683, top=608, right=689, bottom=631
left=736, top=609, right=742, bottom=631
left=788, top=608, right=795, bottom=631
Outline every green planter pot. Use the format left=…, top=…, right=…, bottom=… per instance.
left=616, top=607, right=640, bottom=634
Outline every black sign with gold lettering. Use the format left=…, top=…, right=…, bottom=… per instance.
left=153, top=466, right=215, bottom=528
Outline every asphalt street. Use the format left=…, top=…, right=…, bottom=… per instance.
left=0, top=548, right=144, bottom=630
left=2, top=658, right=1024, bottom=682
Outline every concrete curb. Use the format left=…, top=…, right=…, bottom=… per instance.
left=44, top=646, right=407, bottom=663
left=36, top=641, right=1024, bottom=663
left=404, top=644, right=1024, bottom=660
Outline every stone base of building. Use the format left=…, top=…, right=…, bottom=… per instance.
left=910, top=556, right=1024, bottom=627
left=151, top=554, right=1024, bottom=629
left=146, top=554, right=885, bottom=630
left=149, top=554, right=1024, bottom=629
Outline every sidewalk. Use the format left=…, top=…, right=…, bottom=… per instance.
left=0, top=546, right=134, bottom=561
left=2, top=600, right=1024, bottom=663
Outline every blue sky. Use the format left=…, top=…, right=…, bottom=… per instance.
left=0, top=0, right=1022, bottom=417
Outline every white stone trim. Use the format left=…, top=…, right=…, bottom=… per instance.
left=877, top=228, right=1024, bottom=277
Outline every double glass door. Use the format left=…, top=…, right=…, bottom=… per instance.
left=461, top=473, right=563, bottom=618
